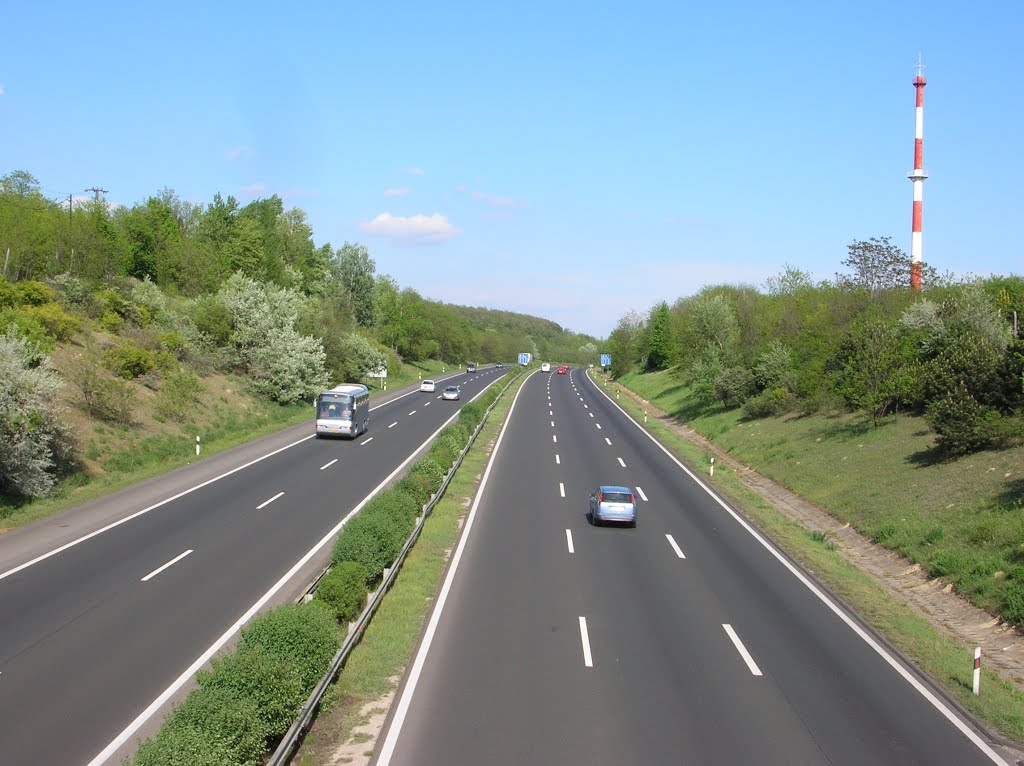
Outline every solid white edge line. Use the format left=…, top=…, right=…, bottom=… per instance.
left=376, top=371, right=536, bottom=765
left=566, top=529, right=574, bottom=554
left=584, top=371, right=1009, bottom=766
left=723, top=623, right=762, bottom=676
left=140, top=549, right=193, bottom=582
left=87, top=376, right=507, bottom=766
left=617, top=457, right=626, bottom=468
left=256, top=491, right=284, bottom=510
left=389, top=422, right=398, bottom=429
left=665, top=534, right=685, bottom=559
left=635, top=486, right=648, bottom=502
left=319, top=459, right=338, bottom=470
left=579, top=616, right=594, bottom=668
left=559, top=482, right=565, bottom=498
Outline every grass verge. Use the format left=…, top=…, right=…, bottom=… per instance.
left=604, top=371, right=1024, bottom=743
left=292, top=370, right=526, bottom=764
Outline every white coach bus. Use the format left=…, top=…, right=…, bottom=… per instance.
left=315, top=384, right=370, bottom=438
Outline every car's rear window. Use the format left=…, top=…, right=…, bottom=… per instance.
left=602, top=492, right=632, bottom=503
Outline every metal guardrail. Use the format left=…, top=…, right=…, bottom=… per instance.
left=267, top=369, right=521, bottom=766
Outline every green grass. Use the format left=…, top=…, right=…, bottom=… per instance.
left=293, top=369, right=525, bottom=760
left=608, top=370, right=1024, bottom=742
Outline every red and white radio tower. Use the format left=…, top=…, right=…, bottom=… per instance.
left=908, top=55, right=928, bottom=290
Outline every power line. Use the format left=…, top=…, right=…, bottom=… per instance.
left=84, top=186, right=108, bottom=201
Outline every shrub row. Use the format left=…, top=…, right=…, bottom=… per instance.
left=130, top=369, right=518, bottom=764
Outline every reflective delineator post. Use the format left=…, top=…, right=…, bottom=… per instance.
left=710, top=457, right=715, bottom=477
left=973, top=646, right=981, bottom=695
left=195, top=436, right=201, bottom=456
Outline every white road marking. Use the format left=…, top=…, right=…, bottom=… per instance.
left=551, top=420, right=555, bottom=427
left=595, top=423, right=602, bottom=430
left=723, top=624, right=762, bottom=676
left=555, top=454, right=560, bottom=464
left=579, top=616, right=594, bottom=668
left=666, top=534, right=686, bottom=559
left=360, top=437, right=374, bottom=445
left=319, top=459, right=338, bottom=470
left=424, top=402, right=430, bottom=407
left=256, top=492, right=284, bottom=510
left=141, top=550, right=193, bottom=582
left=589, top=412, right=594, bottom=418
left=566, top=529, right=574, bottom=554
left=549, top=410, right=553, bottom=416
left=408, top=410, right=417, bottom=415
left=552, top=434, right=557, bottom=443
left=604, top=438, right=612, bottom=446
left=617, top=457, right=626, bottom=467
left=389, top=422, right=398, bottom=429
left=559, top=482, right=565, bottom=498
left=584, top=404, right=588, bottom=409
left=635, top=486, right=648, bottom=502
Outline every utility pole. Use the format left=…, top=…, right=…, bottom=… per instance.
left=84, top=187, right=108, bottom=201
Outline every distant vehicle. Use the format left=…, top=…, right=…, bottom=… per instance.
left=442, top=385, right=461, bottom=401
left=315, top=384, right=370, bottom=439
left=589, top=486, right=637, bottom=527
left=557, top=365, right=568, bottom=374
left=495, top=362, right=503, bottom=367
left=420, top=379, right=436, bottom=393
left=588, top=363, right=594, bottom=369
left=467, top=363, right=477, bottom=373
left=541, top=363, right=551, bottom=373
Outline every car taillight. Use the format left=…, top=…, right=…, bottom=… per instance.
left=630, top=494, right=635, bottom=503
left=598, top=493, right=604, bottom=503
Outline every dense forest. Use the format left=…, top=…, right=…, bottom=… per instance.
left=606, top=237, right=1024, bottom=457
left=0, top=170, right=597, bottom=502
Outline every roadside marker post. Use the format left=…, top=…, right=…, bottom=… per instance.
left=644, top=410, right=648, bottom=424
left=974, top=647, right=981, bottom=695
left=195, top=436, right=201, bottom=456
left=710, top=457, right=715, bottom=477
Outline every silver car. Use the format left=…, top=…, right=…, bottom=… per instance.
left=589, top=485, right=637, bottom=527
left=441, top=385, right=461, bottom=401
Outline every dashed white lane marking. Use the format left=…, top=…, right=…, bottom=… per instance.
left=360, top=437, right=374, bottom=445
left=141, top=549, right=193, bottom=582
left=551, top=420, right=555, bottom=427
left=584, top=404, right=588, bottom=409
left=589, top=412, right=594, bottom=418
left=559, top=482, right=565, bottom=498
left=566, top=529, right=575, bottom=554
left=579, top=617, right=594, bottom=668
left=549, top=410, right=553, bottom=416
left=555, top=454, right=561, bottom=465
left=596, top=423, right=602, bottom=430
left=617, top=457, right=626, bottom=467
left=424, top=402, right=431, bottom=407
left=408, top=410, right=417, bottom=415
left=666, top=534, right=686, bottom=559
left=389, top=422, right=398, bottom=429
left=319, top=459, right=338, bottom=470
left=553, top=434, right=557, bottom=443
left=723, top=624, right=763, bottom=676
left=256, top=492, right=284, bottom=510
left=604, top=437, right=612, bottom=446
left=635, top=486, right=648, bottom=502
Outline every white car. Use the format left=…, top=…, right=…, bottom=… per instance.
left=420, top=379, right=436, bottom=393
left=541, top=363, right=551, bottom=373
left=442, top=385, right=461, bottom=401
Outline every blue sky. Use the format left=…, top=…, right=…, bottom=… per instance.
left=2, top=1, right=1021, bottom=338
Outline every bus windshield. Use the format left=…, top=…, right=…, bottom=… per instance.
left=318, top=393, right=352, bottom=420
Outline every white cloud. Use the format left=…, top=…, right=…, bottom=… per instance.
left=400, top=167, right=425, bottom=176
left=383, top=187, right=410, bottom=198
left=225, top=146, right=249, bottom=161
left=359, top=212, right=459, bottom=246
left=471, top=190, right=530, bottom=209
left=240, top=182, right=267, bottom=196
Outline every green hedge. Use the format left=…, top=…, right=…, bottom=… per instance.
left=237, top=603, right=340, bottom=692
left=316, top=561, right=370, bottom=622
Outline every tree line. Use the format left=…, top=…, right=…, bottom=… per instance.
left=605, top=238, right=1024, bottom=457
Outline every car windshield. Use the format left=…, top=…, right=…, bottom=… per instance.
left=445, top=386, right=458, bottom=391
left=602, top=492, right=632, bottom=503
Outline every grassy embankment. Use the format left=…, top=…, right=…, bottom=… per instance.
left=293, top=369, right=527, bottom=764
left=0, top=359, right=452, bottom=531
left=609, top=368, right=1024, bottom=741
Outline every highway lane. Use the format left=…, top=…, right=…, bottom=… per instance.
left=0, top=366, right=506, bottom=766
left=376, top=367, right=1008, bottom=765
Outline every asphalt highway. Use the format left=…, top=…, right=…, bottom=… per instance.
left=0, top=366, right=507, bottom=766
left=375, top=368, right=1009, bottom=766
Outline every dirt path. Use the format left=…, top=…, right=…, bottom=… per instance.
left=616, top=384, right=1024, bottom=692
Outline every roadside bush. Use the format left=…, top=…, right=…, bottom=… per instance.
left=156, top=367, right=202, bottom=421
left=23, top=301, right=80, bottom=341
left=160, top=331, right=188, bottom=358
left=331, top=507, right=408, bottom=582
left=1004, top=581, right=1024, bottom=627
left=367, top=489, right=420, bottom=526
left=70, top=361, right=136, bottom=423
left=48, top=273, right=90, bottom=308
left=458, top=402, right=484, bottom=432
left=406, top=456, right=446, bottom=498
left=131, top=277, right=167, bottom=321
left=103, top=344, right=156, bottom=379
left=132, top=686, right=266, bottom=766
left=714, top=366, right=756, bottom=408
left=0, top=278, right=18, bottom=308
left=190, top=294, right=233, bottom=345
left=395, top=473, right=431, bottom=508
left=197, top=644, right=305, bottom=738
left=316, top=561, right=370, bottom=622
left=740, top=387, right=792, bottom=419
left=0, top=307, right=55, bottom=360
left=14, top=280, right=55, bottom=306
left=925, top=383, right=1002, bottom=457
left=238, top=603, right=339, bottom=692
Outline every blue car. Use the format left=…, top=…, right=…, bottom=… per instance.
left=589, top=485, right=637, bottom=527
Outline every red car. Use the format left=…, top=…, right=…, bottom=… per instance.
left=557, top=365, right=568, bottom=374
